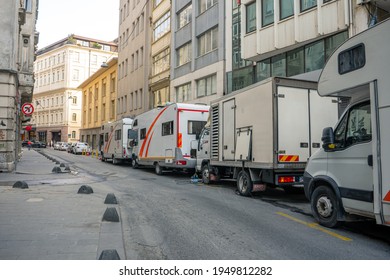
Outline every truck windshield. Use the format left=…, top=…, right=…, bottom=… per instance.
left=188, top=121, right=207, bottom=135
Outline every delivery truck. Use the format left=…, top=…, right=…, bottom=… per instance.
left=304, top=19, right=390, bottom=227
left=131, top=103, right=209, bottom=174
left=100, top=117, right=135, bottom=164
left=193, top=77, right=339, bottom=196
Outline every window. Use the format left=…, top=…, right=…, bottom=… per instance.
left=72, top=113, right=77, bottom=121
left=115, top=129, right=122, bottom=141
left=198, top=27, right=218, bottom=56
left=73, top=52, right=80, bottom=62
left=72, top=131, right=76, bottom=139
left=177, top=43, right=192, bottom=66
left=154, top=0, right=163, bottom=7
left=188, top=121, right=207, bottom=135
left=271, top=54, right=286, bottom=77
left=301, top=0, right=317, bottom=12
left=24, top=0, right=32, bottom=12
left=110, top=74, right=116, bottom=92
left=197, top=75, right=217, bottom=97
left=262, top=0, right=274, bottom=27
left=178, top=4, right=192, bottom=28
left=287, top=48, right=304, bottom=76
left=281, top=0, right=294, bottom=19
left=334, top=102, right=371, bottom=149
left=153, top=86, right=170, bottom=107
left=72, top=69, right=79, bottom=80
left=246, top=2, right=257, bottom=32
left=305, top=40, right=324, bottom=72
left=153, top=48, right=170, bottom=75
left=102, top=79, right=107, bottom=97
left=338, top=44, right=365, bottom=75
left=162, top=121, right=174, bottom=136
left=176, top=83, right=191, bottom=102
left=140, top=128, right=146, bottom=140
left=325, top=31, right=348, bottom=61
left=199, top=0, right=218, bottom=14
left=153, top=12, right=170, bottom=41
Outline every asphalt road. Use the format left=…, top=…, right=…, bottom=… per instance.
left=44, top=148, right=390, bottom=260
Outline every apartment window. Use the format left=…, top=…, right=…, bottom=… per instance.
left=153, top=86, right=170, bottom=107
left=176, top=83, right=191, bottom=102
left=199, top=0, right=218, bottom=14
left=111, top=100, right=115, bottom=118
left=72, top=96, right=77, bottom=105
left=131, top=54, right=134, bottom=71
left=110, top=74, right=116, bottom=92
left=135, top=51, right=139, bottom=69
left=24, top=0, right=32, bottom=12
left=91, top=55, right=97, bottom=65
left=178, top=4, right=192, bottom=29
left=198, top=27, right=218, bottom=56
left=140, top=47, right=143, bottom=67
left=262, top=0, right=274, bottom=27
left=325, top=31, right=348, bottom=61
left=162, top=121, right=174, bottom=136
left=140, top=13, right=144, bottom=32
left=153, top=49, right=170, bottom=76
left=134, top=91, right=138, bottom=109
left=139, top=89, right=142, bottom=109
left=305, top=40, right=324, bottom=72
left=197, top=75, right=217, bottom=97
left=73, top=52, right=80, bottom=62
left=130, top=93, right=134, bottom=110
left=125, top=58, right=128, bottom=76
left=154, top=11, right=170, bottom=41
left=177, top=43, right=192, bottom=66
left=72, top=131, right=76, bottom=139
left=271, top=54, right=286, bottom=77
left=281, top=0, right=294, bottom=19
left=102, top=103, right=106, bottom=121
left=301, top=0, right=317, bottom=12
left=124, top=95, right=128, bottom=112
left=102, top=79, right=107, bottom=97
left=246, top=2, right=256, bottom=33
left=72, top=113, right=77, bottom=121
left=72, top=69, right=79, bottom=80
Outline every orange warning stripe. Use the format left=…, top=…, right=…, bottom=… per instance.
left=278, top=155, right=299, bottom=162
left=178, top=133, right=182, bottom=148
left=383, top=191, right=390, bottom=202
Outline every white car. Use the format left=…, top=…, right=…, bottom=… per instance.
left=60, top=143, right=69, bottom=151
left=54, top=142, right=63, bottom=150
left=73, top=142, right=90, bottom=155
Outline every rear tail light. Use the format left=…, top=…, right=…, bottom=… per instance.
left=176, top=160, right=187, bottom=166
left=278, top=176, right=295, bottom=184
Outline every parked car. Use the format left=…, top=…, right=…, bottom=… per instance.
left=67, top=143, right=76, bottom=153
left=22, top=140, right=29, bottom=147
left=54, top=142, right=63, bottom=150
left=73, top=142, right=90, bottom=155
left=60, top=142, right=69, bottom=151
left=32, top=141, right=46, bottom=148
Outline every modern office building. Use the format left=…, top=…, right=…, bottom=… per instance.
left=170, top=0, right=226, bottom=104
left=0, top=0, right=38, bottom=172
left=31, top=35, right=117, bottom=145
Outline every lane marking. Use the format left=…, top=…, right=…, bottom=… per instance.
left=276, top=212, right=352, bottom=241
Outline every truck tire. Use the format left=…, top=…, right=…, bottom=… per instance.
left=155, top=162, right=163, bottom=175
left=201, top=164, right=211, bottom=184
left=112, top=157, right=119, bottom=165
left=237, top=170, right=253, bottom=197
left=311, top=185, right=340, bottom=228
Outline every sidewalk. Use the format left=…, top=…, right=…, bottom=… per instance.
left=0, top=148, right=125, bottom=260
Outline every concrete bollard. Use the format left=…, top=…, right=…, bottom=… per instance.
left=102, top=207, right=120, bottom=222
left=104, top=193, right=118, bottom=204
left=13, top=181, right=29, bottom=189
left=77, top=185, right=93, bottom=194
left=98, top=249, right=120, bottom=260
left=52, top=166, right=62, bottom=173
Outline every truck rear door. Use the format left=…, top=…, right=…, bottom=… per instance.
left=277, top=86, right=310, bottom=163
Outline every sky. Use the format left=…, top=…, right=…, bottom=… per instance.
left=36, top=0, right=119, bottom=49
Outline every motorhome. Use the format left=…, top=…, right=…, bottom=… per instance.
left=100, top=118, right=134, bottom=164
left=304, top=19, right=390, bottom=227
left=131, top=103, right=209, bottom=174
left=193, top=77, right=339, bottom=196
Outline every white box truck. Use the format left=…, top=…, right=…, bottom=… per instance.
left=193, top=77, right=339, bottom=196
left=100, top=117, right=135, bottom=164
left=304, top=19, right=390, bottom=227
left=131, top=103, right=209, bottom=174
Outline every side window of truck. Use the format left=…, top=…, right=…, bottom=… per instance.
left=334, top=102, right=371, bottom=149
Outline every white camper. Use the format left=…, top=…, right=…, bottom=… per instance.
left=131, top=103, right=209, bottom=174
left=100, top=118, right=135, bottom=164
left=193, top=77, right=339, bottom=196
left=304, top=19, right=390, bottom=227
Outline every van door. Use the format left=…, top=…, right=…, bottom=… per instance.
left=327, top=101, right=374, bottom=215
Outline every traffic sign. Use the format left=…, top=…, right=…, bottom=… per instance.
left=21, top=103, right=34, bottom=115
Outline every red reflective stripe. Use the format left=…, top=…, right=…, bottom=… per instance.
left=145, top=131, right=154, bottom=157
left=278, top=155, right=299, bottom=162
left=178, top=133, right=182, bottom=148
left=384, top=191, right=390, bottom=202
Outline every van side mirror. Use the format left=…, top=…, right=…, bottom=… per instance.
left=322, top=127, right=336, bottom=151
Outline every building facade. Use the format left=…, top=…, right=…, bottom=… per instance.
left=170, top=0, right=226, bottom=104
left=150, top=0, right=172, bottom=108
left=117, top=0, right=152, bottom=118
left=226, top=0, right=390, bottom=92
left=0, top=0, right=38, bottom=172
left=31, top=35, right=117, bottom=145
left=78, top=58, right=118, bottom=150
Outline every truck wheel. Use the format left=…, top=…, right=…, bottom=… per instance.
left=132, top=158, right=139, bottom=169
left=311, top=186, right=340, bottom=228
left=155, top=162, right=163, bottom=175
left=201, top=164, right=211, bottom=184
left=237, top=170, right=253, bottom=197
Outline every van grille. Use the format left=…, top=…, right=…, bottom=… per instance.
left=211, top=105, right=219, bottom=159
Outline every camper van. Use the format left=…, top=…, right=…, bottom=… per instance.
left=193, top=77, right=339, bottom=196
left=131, top=103, right=209, bottom=174
left=304, top=19, right=390, bottom=227
left=100, top=118, right=134, bottom=165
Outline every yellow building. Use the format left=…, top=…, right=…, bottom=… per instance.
left=78, top=57, right=117, bottom=150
